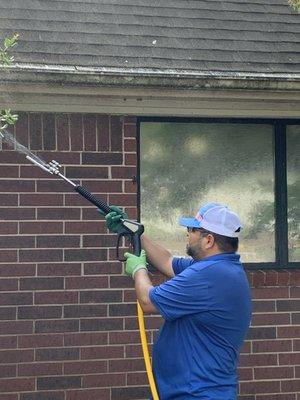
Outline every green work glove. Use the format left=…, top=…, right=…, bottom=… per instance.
left=124, top=250, right=148, bottom=278
left=98, top=205, right=128, bottom=233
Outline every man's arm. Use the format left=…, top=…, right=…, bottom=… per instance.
left=134, top=269, right=157, bottom=314
left=141, top=234, right=174, bottom=278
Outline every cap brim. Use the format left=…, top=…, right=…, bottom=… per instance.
left=179, top=217, right=202, bottom=228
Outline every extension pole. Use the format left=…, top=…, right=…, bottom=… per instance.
left=137, top=301, right=159, bottom=400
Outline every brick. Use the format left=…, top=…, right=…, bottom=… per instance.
left=82, top=153, right=123, bottom=165
left=239, top=353, right=277, bottom=367
left=70, top=114, right=83, bottom=151
left=65, top=193, right=94, bottom=207
left=0, top=307, right=16, bottom=320
left=294, top=339, right=300, bottom=351
left=0, top=236, right=35, bottom=249
left=0, top=222, right=18, bottom=234
left=29, top=113, right=42, bottom=150
left=123, top=116, right=137, bottom=124
left=65, top=276, right=108, bottom=290
left=111, top=386, right=149, bottom=400
left=56, top=113, right=70, bottom=151
left=20, top=193, right=63, bottom=206
left=37, top=207, right=80, bottom=220
left=0, top=166, right=18, bottom=177
left=251, top=312, right=290, bottom=326
left=65, top=248, right=107, bottom=262
left=237, top=367, right=253, bottom=381
left=84, top=262, right=122, bottom=275
left=66, top=166, right=108, bottom=179
left=18, top=306, right=62, bottom=320
left=43, top=113, right=56, bottom=150
left=80, top=290, right=122, bottom=304
left=109, top=194, right=137, bottom=206
left=20, top=165, right=52, bottom=179
left=35, top=319, right=79, bottom=334
left=38, top=263, right=81, bottom=276
left=83, top=372, right=125, bottom=388
left=0, top=152, right=27, bottom=164
left=252, top=287, right=289, bottom=299
left=124, top=180, right=137, bottom=193
left=20, top=391, right=65, bottom=400
left=125, top=153, right=137, bottom=165
left=19, top=249, right=63, bottom=262
left=124, top=124, right=137, bottom=138
left=0, top=377, right=35, bottom=393
left=252, top=300, right=276, bottom=312
left=109, top=303, right=137, bottom=317
left=36, top=179, right=74, bottom=193
left=83, top=114, right=97, bottom=151
left=240, top=380, right=280, bottom=394
left=124, top=138, right=136, bottom=152
left=0, top=250, right=18, bottom=263
left=109, top=331, right=140, bottom=345
left=36, top=235, right=80, bottom=248
left=110, top=276, right=132, bottom=289
left=111, top=166, right=136, bottom=179
left=18, top=334, right=63, bottom=349
left=36, top=348, right=79, bottom=362
left=64, top=360, right=107, bottom=375
left=290, top=270, right=300, bottom=285
left=281, top=379, right=300, bottom=392
left=290, top=286, right=300, bottom=298
left=125, top=344, right=144, bottom=358
left=81, top=180, right=122, bottom=193
left=0, top=279, right=18, bottom=291
left=20, top=277, right=64, bottom=291
left=64, top=332, right=108, bottom=347
left=0, top=349, right=34, bottom=364
left=110, top=116, right=123, bottom=151
left=82, top=235, right=115, bottom=248
left=277, top=299, right=300, bottom=311
left=97, top=115, right=109, bottom=151
left=37, top=376, right=81, bottom=390
left=109, top=358, right=144, bottom=373
left=0, top=292, right=33, bottom=306
left=18, top=362, right=62, bottom=376
left=66, top=388, right=110, bottom=400
left=38, top=151, right=79, bottom=165
left=254, top=366, right=294, bottom=379
left=15, top=112, right=29, bottom=148
left=20, top=221, right=63, bottom=234
left=279, top=352, right=300, bottom=365
left=0, top=365, right=16, bottom=378
left=81, top=346, right=124, bottom=361
left=277, top=270, right=291, bottom=285
left=246, top=327, right=276, bottom=340
left=0, top=208, right=35, bottom=220
left=0, top=263, right=35, bottom=277
left=65, top=221, right=106, bottom=234
left=34, top=291, right=78, bottom=304
left=80, top=318, right=123, bottom=332
left=0, top=336, right=17, bottom=350
left=0, top=194, right=18, bottom=207
left=277, top=326, right=300, bottom=338
left=127, top=371, right=148, bottom=386
left=64, top=304, right=107, bottom=318
left=252, top=339, right=292, bottom=353
left=0, top=395, right=18, bottom=400
left=256, top=395, right=295, bottom=400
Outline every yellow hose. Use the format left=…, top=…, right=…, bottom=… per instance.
left=137, top=301, right=160, bottom=400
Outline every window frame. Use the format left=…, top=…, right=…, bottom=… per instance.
left=137, top=117, right=300, bottom=270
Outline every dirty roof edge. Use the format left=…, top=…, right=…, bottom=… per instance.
left=1, top=63, right=300, bottom=90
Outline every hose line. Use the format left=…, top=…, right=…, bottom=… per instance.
left=137, top=301, right=160, bottom=400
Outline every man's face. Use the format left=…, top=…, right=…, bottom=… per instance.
left=186, top=228, right=208, bottom=260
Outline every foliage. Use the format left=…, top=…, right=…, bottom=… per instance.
left=288, top=0, right=300, bottom=12
left=0, top=34, right=19, bottom=134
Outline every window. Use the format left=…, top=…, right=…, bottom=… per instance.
left=139, top=118, right=300, bottom=268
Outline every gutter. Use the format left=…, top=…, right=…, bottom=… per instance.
left=1, top=63, right=300, bottom=91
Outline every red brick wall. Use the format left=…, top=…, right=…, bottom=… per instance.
left=0, top=112, right=299, bottom=400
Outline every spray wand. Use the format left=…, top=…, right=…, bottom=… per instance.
left=25, top=155, right=144, bottom=260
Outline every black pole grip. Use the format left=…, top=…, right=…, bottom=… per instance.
left=75, top=185, right=111, bottom=214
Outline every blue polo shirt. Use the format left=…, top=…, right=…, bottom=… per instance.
left=149, top=253, right=252, bottom=400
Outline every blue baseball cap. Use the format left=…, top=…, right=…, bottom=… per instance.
left=179, top=202, right=242, bottom=238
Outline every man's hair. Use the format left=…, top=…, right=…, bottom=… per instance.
left=199, top=228, right=239, bottom=253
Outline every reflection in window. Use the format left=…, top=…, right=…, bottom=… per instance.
left=287, top=126, right=300, bottom=262
left=140, top=122, right=275, bottom=263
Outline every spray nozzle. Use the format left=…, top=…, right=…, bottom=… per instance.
left=48, top=160, right=62, bottom=174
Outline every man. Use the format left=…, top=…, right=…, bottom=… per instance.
left=105, top=202, right=252, bottom=400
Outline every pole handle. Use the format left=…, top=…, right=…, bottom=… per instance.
left=75, top=185, right=111, bottom=214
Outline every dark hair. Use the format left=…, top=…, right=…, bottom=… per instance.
left=199, top=228, right=239, bottom=253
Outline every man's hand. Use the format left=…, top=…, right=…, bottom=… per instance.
left=124, top=250, right=148, bottom=278
left=99, top=205, right=128, bottom=233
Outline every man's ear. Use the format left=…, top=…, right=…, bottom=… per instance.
left=205, top=233, right=215, bottom=249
